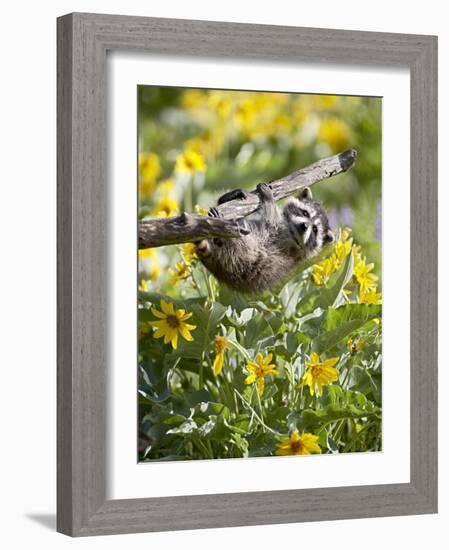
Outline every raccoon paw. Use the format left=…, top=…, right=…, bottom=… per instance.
left=256, top=182, right=274, bottom=201
left=208, top=206, right=222, bottom=218
left=217, top=189, right=250, bottom=205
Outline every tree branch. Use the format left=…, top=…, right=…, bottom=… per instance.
left=139, top=148, right=357, bottom=249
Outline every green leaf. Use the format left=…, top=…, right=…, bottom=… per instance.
left=350, top=366, right=382, bottom=404
left=167, top=418, right=198, bottom=435
left=183, top=390, right=212, bottom=407
left=313, top=304, right=381, bottom=354
left=163, top=414, right=187, bottom=426
left=191, top=401, right=231, bottom=421
left=280, top=281, right=304, bottom=319
left=300, top=403, right=380, bottom=431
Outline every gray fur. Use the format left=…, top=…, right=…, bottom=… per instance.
left=196, top=185, right=334, bottom=293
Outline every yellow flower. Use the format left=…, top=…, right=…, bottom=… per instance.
left=152, top=196, right=179, bottom=218
left=139, top=321, right=152, bottom=339
left=312, top=257, right=336, bottom=286
left=359, top=288, right=382, bottom=305
left=175, top=149, right=207, bottom=174
left=182, top=89, right=207, bottom=110
left=139, top=152, right=161, bottom=184
left=208, top=91, right=232, bottom=118
left=275, top=431, right=321, bottom=456
left=169, top=261, right=191, bottom=286
left=139, top=279, right=149, bottom=292
left=138, top=248, right=160, bottom=281
left=139, top=179, right=155, bottom=198
left=194, top=204, right=209, bottom=216
left=317, top=118, right=351, bottom=152
left=149, top=299, right=196, bottom=350
left=311, top=228, right=353, bottom=286
left=138, top=248, right=157, bottom=259
left=234, top=99, right=256, bottom=128
left=157, top=178, right=175, bottom=196
left=244, top=352, right=279, bottom=396
left=354, top=257, right=378, bottom=292
left=347, top=335, right=366, bottom=355
left=186, top=131, right=224, bottom=158
left=181, top=242, right=198, bottom=264
left=212, top=336, right=228, bottom=376
left=341, top=227, right=352, bottom=242
left=334, top=237, right=353, bottom=266
left=314, top=95, right=340, bottom=110
left=302, top=352, right=339, bottom=397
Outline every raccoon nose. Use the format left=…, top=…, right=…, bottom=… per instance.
left=298, top=222, right=308, bottom=233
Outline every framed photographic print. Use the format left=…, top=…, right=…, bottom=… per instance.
left=57, top=13, right=438, bottom=536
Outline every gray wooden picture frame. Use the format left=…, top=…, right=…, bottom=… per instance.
left=57, top=12, right=438, bottom=537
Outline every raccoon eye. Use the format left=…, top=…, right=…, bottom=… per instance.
left=312, top=225, right=318, bottom=235
left=301, top=209, right=310, bottom=218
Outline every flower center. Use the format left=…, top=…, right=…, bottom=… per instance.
left=256, top=366, right=266, bottom=378
left=166, top=315, right=180, bottom=329
left=184, top=155, right=195, bottom=169
left=311, top=365, right=323, bottom=378
left=214, top=336, right=228, bottom=354
left=291, top=440, right=304, bottom=454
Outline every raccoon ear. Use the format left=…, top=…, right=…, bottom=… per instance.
left=324, top=230, right=335, bottom=244
left=299, top=187, right=312, bottom=201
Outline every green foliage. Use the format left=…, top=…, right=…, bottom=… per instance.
left=138, top=248, right=382, bottom=460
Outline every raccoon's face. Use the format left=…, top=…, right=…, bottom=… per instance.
left=283, top=188, right=334, bottom=253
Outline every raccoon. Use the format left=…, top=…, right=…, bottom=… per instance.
left=196, top=183, right=335, bottom=294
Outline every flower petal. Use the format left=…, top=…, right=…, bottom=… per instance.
left=246, top=362, right=257, bottom=374
left=179, top=311, right=193, bottom=321
left=171, top=330, right=178, bottom=350
left=151, top=307, right=167, bottom=319
left=153, top=328, right=166, bottom=339
left=160, top=299, right=175, bottom=315
left=179, top=325, right=194, bottom=341
left=213, top=353, right=224, bottom=376
left=244, top=374, right=257, bottom=385
left=322, top=357, right=339, bottom=368
left=290, top=431, right=300, bottom=442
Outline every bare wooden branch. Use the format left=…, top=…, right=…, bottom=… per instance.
left=139, top=213, right=250, bottom=248
left=139, top=149, right=357, bottom=248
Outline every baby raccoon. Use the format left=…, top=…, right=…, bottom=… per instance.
left=196, top=183, right=335, bottom=294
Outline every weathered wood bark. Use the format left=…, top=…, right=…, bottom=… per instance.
left=139, top=148, right=357, bottom=248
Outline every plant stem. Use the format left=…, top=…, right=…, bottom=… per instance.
left=234, top=389, right=283, bottom=436
left=199, top=352, right=204, bottom=389
left=255, top=386, right=265, bottom=430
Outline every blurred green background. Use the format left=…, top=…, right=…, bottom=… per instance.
left=138, top=86, right=381, bottom=287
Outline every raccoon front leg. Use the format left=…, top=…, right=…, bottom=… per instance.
left=256, top=183, right=281, bottom=226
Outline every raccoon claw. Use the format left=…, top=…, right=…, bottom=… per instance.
left=256, top=182, right=274, bottom=201
left=208, top=206, right=221, bottom=218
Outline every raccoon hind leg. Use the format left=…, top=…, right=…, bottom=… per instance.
left=217, top=189, right=250, bottom=205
